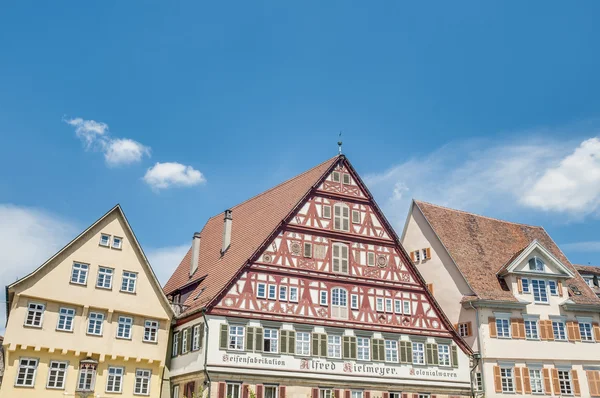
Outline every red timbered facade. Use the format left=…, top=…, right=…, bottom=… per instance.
left=164, top=155, right=472, bottom=398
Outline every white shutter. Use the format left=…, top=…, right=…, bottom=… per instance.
left=341, top=245, right=349, bottom=273
left=333, top=244, right=340, bottom=272
left=342, top=206, right=350, bottom=231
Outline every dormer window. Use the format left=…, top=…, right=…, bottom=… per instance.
left=528, top=257, right=545, bottom=272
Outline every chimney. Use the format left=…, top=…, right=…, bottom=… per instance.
left=190, top=232, right=201, bottom=277
left=221, top=209, right=232, bottom=254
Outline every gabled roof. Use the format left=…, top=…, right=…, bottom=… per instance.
left=163, top=155, right=340, bottom=315
left=8, top=205, right=174, bottom=317
left=575, top=264, right=600, bottom=276
left=497, top=239, right=576, bottom=278
left=413, top=200, right=600, bottom=305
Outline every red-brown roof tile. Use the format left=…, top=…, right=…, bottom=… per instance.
left=415, top=201, right=600, bottom=305
left=163, top=155, right=340, bottom=316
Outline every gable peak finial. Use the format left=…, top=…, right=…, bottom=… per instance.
left=337, top=131, right=343, bottom=155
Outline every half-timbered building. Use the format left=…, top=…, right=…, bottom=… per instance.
left=163, top=155, right=472, bottom=398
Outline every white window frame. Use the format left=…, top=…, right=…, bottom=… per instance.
left=87, top=312, right=104, bottom=336
left=322, top=204, right=332, bottom=219
left=557, top=369, right=573, bottom=395
left=56, top=307, right=75, bottom=332
left=357, top=337, right=370, bottom=361
left=367, top=252, right=375, bottom=267
left=116, top=316, right=133, bottom=340
left=579, top=321, right=594, bottom=342
left=71, top=262, right=89, bottom=285
left=522, top=278, right=530, bottom=293
left=385, top=298, right=393, bottom=313
left=351, top=391, right=363, bottom=398
left=296, top=331, right=310, bottom=356
left=105, top=366, right=124, bottom=393
left=182, top=328, right=189, bottom=354
left=331, top=287, right=348, bottom=319
left=422, top=248, right=428, bottom=260
left=403, top=300, right=411, bottom=315
left=352, top=210, right=361, bottom=224
left=112, top=236, right=123, bottom=249
left=227, top=383, right=242, bottom=398
left=394, top=299, right=402, bottom=314
left=414, top=250, right=421, bottom=261
left=121, top=271, right=138, bottom=293
left=228, top=325, right=244, bottom=351
left=529, top=368, right=544, bottom=394
left=327, top=335, right=342, bottom=358
left=263, top=328, right=279, bottom=353
left=412, top=342, right=425, bottom=364
left=320, top=389, right=333, bottom=398
left=342, top=173, right=351, bottom=184
left=332, top=242, right=349, bottom=274
left=46, top=360, right=68, bottom=389
left=134, top=368, right=151, bottom=396
left=438, top=344, right=451, bottom=366
left=525, top=319, right=539, bottom=340
left=500, top=366, right=515, bottom=393
left=15, top=357, right=38, bottom=387
left=548, top=280, right=558, bottom=296
left=333, top=203, right=350, bottom=232
left=257, top=283, right=266, bottom=299
left=192, top=324, right=202, bottom=351
left=24, top=302, right=45, bottom=328
left=279, top=286, right=288, bottom=301
left=96, top=266, right=113, bottom=289
left=332, top=171, right=341, bottom=182
left=385, top=340, right=398, bottom=362
left=351, top=294, right=359, bottom=309
left=552, top=320, right=567, bottom=341
left=77, top=366, right=96, bottom=392
left=320, top=290, right=328, bottom=306
left=531, top=279, right=548, bottom=303
left=100, top=233, right=111, bottom=246
left=172, top=331, right=179, bottom=356
left=376, top=297, right=384, bottom=312
left=475, top=372, right=483, bottom=391
left=458, top=323, right=469, bottom=338
left=496, top=317, right=511, bottom=338
left=268, top=284, right=277, bottom=300
left=304, top=242, right=312, bottom=258
left=529, top=257, right=545, bottom=272
left=265, top=385, right=279, bottom=398
left=289, top=286, right=299, bottom=303
left=173, top=385, right=180, bottom=398
left=144, top=320, right=159, bottom=343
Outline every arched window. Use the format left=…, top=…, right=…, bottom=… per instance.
left=528, top=257, right=545, bottom=272
left=331, top=287, right=348, bottom=319
left=333, top=203, right=350, bottom=232
left=332, top=243, right=349, bottom=274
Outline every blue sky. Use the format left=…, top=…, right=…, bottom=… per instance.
left=2, top=1, right=600, bottom=295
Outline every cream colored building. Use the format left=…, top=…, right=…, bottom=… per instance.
left=402, top=200, right=600, bottom=398
left=0, top=205, right=174, bottom=398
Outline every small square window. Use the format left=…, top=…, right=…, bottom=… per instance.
left=112, top=236, right=123, bottom=249
left=100, top=234, right=111, bottom=247
left=257, top=283, right=266, bottom=299
left=343, top=173, right=351, bottom=184
left=320, top=291, right=328, bottom=306
left=323, top=205, right=332, bottom=219
left=332, top=172, right=341, bottom=182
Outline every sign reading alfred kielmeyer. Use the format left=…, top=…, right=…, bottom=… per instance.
left=221, top=354, right=458, bottom=379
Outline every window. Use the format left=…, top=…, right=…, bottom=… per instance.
left=24, top=302, right=44, bottom=328
left=227, top=383, right=242, bottom=398
left=15, top=358, right=38, bottom=387
left=87, top=312, right=104, bottom=336
left=352, top=210, right=361, bottom=224
left=376, top=298, right=384, bottom=312
left=192, top=324, right=202, bottom=351
left=268, top=285, right=277, bottom=300
left=531, top=279, right=548, bottom=303
left=529, top=368, right=544, bottom=394
left=557, top=370, right=572, bottom=395
left=367, top=252, right=375, bottom=266
left=522, top=278, right=530, bottom=293
left=403, top=300, right=411, bottom=315
left=323, top=205, right=331, bottom=219
left=77, top=365, right=96, bottom=392
left=265, top=385, right=279, bottom=398
left=320, top=290, right=328, bottom=306
left=279, top=286, right=288, bottom=301
left=229, top=325, right=244, bottom=350
left=142, top=320, right=158, bottom=343
left=525, top=319, right=539, bottom=340
left=414, top=250, right=421, bottom=261
left=304, top=242, right=312, bottom=258
left=475, top=372, right=483, bottom=391
left=412, top=342, right=425, bottom=364
left=343, top=173, right=351, bottom=184
left=96, top=267, right=113, bottom=289
left=496, top=318, right=511, bottom=338
left=257, top=283, right=266, bottom=298
left=333, top=204, right=350, bottom=232
left=332, top=243, right=349, bottom=273
left=417, top=395, right=430, bottom=398
left=438, top=344, right=451, bottom=366
left=121, top=271, right=137, bottom=293
left=385, top=298, right=393, bottom=313
left=47, top=361, right=67, bottom=389
left=500, top=367, right=514, bottom=393
left=390, top=394, right=402, bottom=398
left=332, top=171, right=341, bottom=182
left=71, top=262, right=89, bottom=285
left=580, top=322, right=594, bottom=342
left=529, top=257, right=545, bottom=272
left=100, top=234, right=111, bottom=246
left=385, top=340, right=398, bottom=362
left=112, top=236, right=122, bottom=249
left=296, top=331, right=310, bottom=355
left=548, top=280, right=558, bottom=295
left=289, top=287, right=299, bottom=302
left=106, top=366, right=124, bottom=393
left=320, top=389, right=333, bottom=398
left=357, top=337, right=370, bottom=360
left=173, top=385, right=180, bottom=398
left=56, top=307, right=75, bottom=332
left=264, top=328, right=278, bottom=353
left=331, top=288, right=348, bottom=319
left=422, top=248, right=428, bottom=260
left=351, top=294, right=359, bottom=309
left=134, top=369, right=151, bottom=395
left=172, top=332, right=179, bottom=356
left=117, top=316, right=133, bottom=339
left=553, top=320, right=567, bottom=340
left=585, top=277, right=595, bottom=287
left=328, top=335, right=342, bottom=358
left=457, top=323, right=470, bottom=338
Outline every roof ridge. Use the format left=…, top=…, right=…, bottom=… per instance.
left=414, top=200, right=544, bottom=228
left=205, top=155, right=340, bottom=221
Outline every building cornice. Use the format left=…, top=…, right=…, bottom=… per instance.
left=462, top=299, right=528, bottom=310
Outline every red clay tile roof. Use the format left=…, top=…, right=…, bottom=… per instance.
left=415, top=201, right=600, bottom=305
left=574, top=264, right=600, bottom=275
left=163, top=155, right=340, bottom=316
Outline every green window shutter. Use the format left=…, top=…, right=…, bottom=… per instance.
left=255, top=328, right=263, bottom=352
left=312, top=333, right=320, bottom=357
left=320, top=334, right=327, bottom=358
left=219, top=325, right=228, bottom=350
left=178, top=330, right=183, bottom=355
left=350, top=336, right=357, bottom=360
left=187, top=328, right=193, bottom=352
left=246, top=327, right=255, bottom=352
left=426, top=343, right=438, bottom=365
left=451, top=345, right=459, bottom=368
left=372, top=339, right=384, bottom=362
left=281, top=331, right=288, bottom=354
left=342, top=336, right=350, bottom=359
left=288, top=331, right=296, bottom=355
left=372, top=339, right=379, bottom=361
left=400, top=341, right=412, bottom=363
left=199, top=323, right=205, bottom=350
left=378, top=340, right=385, bottom=362
left=433, top=344, right=439, bottom=365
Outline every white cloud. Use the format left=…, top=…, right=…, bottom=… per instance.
left=522, top=138, right=600, bottom=214
left=561, top=241, right=600, bottom=252
left=104, top=138, right=151, bottom=166
left=146, top=244, right=189, bottom=285
left=143, top=162, right=206, bottom=190
left=0, top=204, right=79, bottom=333
left=64, top=116, right=150, bottom=166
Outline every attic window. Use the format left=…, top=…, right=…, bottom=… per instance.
left=342, top=173, right=351, bottom=184
left=570, top=285, right=582, bottom=296
left=528, top=257, right=545, bottom=272
left=193, top=287, right=206, bottom=301
left=332, top=172, right=341, bottom=182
